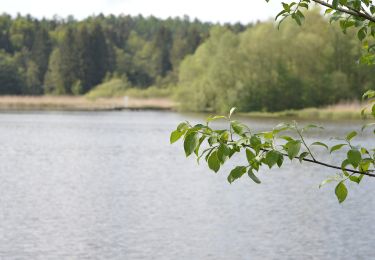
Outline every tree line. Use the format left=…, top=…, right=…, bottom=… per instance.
left=1, top=10, right=374, bottom=112
left=177, top=9, right=375, bottom=112
left=0, top=13, right=249, bottom=95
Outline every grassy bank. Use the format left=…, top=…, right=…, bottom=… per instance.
left=241, top=103, right=367, bottom=120
left=0, top=96, right=175, bottom=111
left=0, top=96, right=368, bottom=121
left=85, top=79, right=173, bottom=100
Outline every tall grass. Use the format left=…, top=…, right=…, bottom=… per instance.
left=241, top=102, right=368, bottom=120
left=85, top=79, right=128, bottom=99
left=86, top=78, right=173, bottom=100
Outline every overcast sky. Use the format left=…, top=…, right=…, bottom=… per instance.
left=1, top=0, right=282, bottom=23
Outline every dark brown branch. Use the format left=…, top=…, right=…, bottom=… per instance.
left=243, top=145, right=375, bottom=177
left=298, top=156, right=375, bottom=177
left=311, top=0, right=375, bottom=23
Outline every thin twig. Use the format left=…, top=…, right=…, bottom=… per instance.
left=295, top=124, right=316, bottom=161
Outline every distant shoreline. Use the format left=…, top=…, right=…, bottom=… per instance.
left=0, top=96, right=176, bottom=111
left=240, top=102, right=366, bottom=120
left=0, top=96, right=367, bottom=120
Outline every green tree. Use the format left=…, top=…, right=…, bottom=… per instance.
left=177, top=9, right=375, bottom=112
left=31, top=25, right=51, bottom=84
left=0, top=52, right=24, bottom=94
left=0, top=14, right=13, bottom=53
left=25, top=60, right=42, bottom=94
left=44, top=48, right=65, bottom=94
left=58, top=27, right=79, bottom=94
left=75, top=25, right=95, bottom=93
left=89, top=23, right=111, bottom=87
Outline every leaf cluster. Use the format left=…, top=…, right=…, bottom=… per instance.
left=267, top=0, right=375, bottom=65
left=171, top=106, right=375, bottom=203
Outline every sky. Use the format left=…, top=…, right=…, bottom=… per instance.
left=0, top=0, right=282, bottom=24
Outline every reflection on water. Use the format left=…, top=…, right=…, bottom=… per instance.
left=0, top=111, right=374, bottom=259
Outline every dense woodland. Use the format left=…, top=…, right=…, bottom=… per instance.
left=0, top=10, right=374, bottom=111
left=177, top=10, right=375, bottom=112
left=0, top=13, right=240, bottom=95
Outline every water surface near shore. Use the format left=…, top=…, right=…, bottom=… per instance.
left=0, top=110, right=374, bottom=259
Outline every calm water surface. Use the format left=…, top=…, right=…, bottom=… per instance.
left=0, top=110, right=374, bottom=259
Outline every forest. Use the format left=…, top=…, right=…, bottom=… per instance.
left=0, top=13, right=232, bottom=95
left=0, top=10, right=374, bottom=112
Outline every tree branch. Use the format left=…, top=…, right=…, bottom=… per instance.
left=311, top=0, right=375, bottom=23
left=243, top=145, right=375, bottom=177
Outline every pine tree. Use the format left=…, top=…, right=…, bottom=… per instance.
left=58, top=27, right=79, bottom=94
left=75, top=25, right=95, bottom=93
left=31, top=25, right=52, bottom=83
left=89, top=23, right=110, bottom=87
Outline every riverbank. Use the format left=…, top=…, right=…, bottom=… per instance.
left=0, top=96, right=175, bottom=111
left=241, top=102, right=367, bottom=120
left=0, top=96, right=368, bottom=120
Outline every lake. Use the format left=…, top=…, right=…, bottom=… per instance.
left=0, top=110, right=374, bottom=259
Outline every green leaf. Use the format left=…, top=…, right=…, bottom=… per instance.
left=262, top=131, right=274, bottom=139
left=341, top=159, right=350, bottom=176
left=291, top=13, right=302, bottom=26
left=251, top=160, right=261, bottom=171
left=332, top=0, right=339, bottom=8
left=217, top=144, right=230, bottom=164
left=220, top=131, right=230, bottom=142
left=277, top=154, right=284, bottom=167
left=348, top=175, right=360, bottom=184
left=299, top=2, right=308, bottom=9
left=335, top=181, right=348, bottom=203
left=285, top=140, right=301, bottom=160
left=363, top=90, right=375, bottom=99
left=264, top=150, right=280, bottom=168
left=279, top=135, right=294, bottom=142
left=275, top=9, right=287, bottom=20
left=229, top=107, right=237, bottom=118
left=250, top=135, right=261, bottom=147
left=346, top=131, right=357, bottom=141
left=358, top=174, right=365, bottom=183
left=208, top=136, right=218, bottom=146
left=206, top=115, right=226, bottom=123
left=359, top=160, right=371, bottom=172
left=194, top=136, right=206, bottom=156
left=358, top=27, right=367, bottom=41
left=319, top=178, right=336, bottom=188
left=296, top=10, right=305, bottom=22
left=330, top=144, right=347, bottom=153
left=227, top=166, right=247, bottom=184
left=246, top=148, right=255, bottom=162
left=347, top=149, right=362, bottom=168
left=311, top=142, right=328, bottom=150
left=248, top=168, right=261, bottom=184
left=282, top=2, right=291, bottom=11
left=170, top=130, right=184, bottom=144
left=360, top=147, right=369, bottom=155
left=299, top=151, right=309, bottom=163
left=231, top=121, right=248, bottom=136
left=184, top=132, right=199, bottom=157
left=303, top=124, right=324, bottom=131
left=273, top=122, right=291, bottom=134
left=208, top=150, right=220, bottom=173
left=177, top=122, right=189, bottom=131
